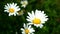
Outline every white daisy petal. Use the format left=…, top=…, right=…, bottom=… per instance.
left=12, top=3, right=14, bottom=6
left=9, top=13, right=12, bottom=16
left=27, top=16, right=31, bottom=19
left=28, top=12, right=32, bottom=17
left=34, top=24, right=40, bottom=27
left=7, top=3, right=10, bottom=7
left=14, top=13, right=16, bottom=16
left=31, top=33, right=34, bottom=34
left=40, top=24, right=43, bottom=28
left=27, top=23, right=33, bottom=26
left=22, top=32, right=25, bottom=34
left=4, top=5, right=8, bottom=9
left=4, top=10, right=8, bottom=12
left=29, top=25, right=31, bottom=29
left=26, top=19, right=30, bottom=21
left=23, top=23, right=26, bottom=28
left=32, top=11, right=34, bottom=17
left=21, top=28, right=24, bottom=31
left=42, top=11, right=44, bottom=13
left=15, top=3, right=17, bottom=6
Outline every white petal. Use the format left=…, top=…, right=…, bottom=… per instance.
left=21, top=28, right=24, bottom=31
left=8, top=13, right=13, bottom=16
left=4, top=5, right=8, bottom=9
left=28, top=12, right=32, bottom=17
left=42, top=11, right=44, bottom=13
left=14, top=3, right=17, bottom=7
left=29, top=28, right=35, bottom=33
left=23, top=23, right=26, bottom=28
left=27, top=16, right=30, bottom=19
left=29, top=25, right=31, bottom=28
left=7, top=3, right=10, bottom=7
left=12, top=3, right=14, bottom=6
left=14, top=13, right=16, bottom=16
left=22, top=32, right=25, bottom=34
left=26, top=19, right=31, bottom=22
left=8, top=13, right=11, bottom=16
left=31, top=33, right=34, bottom=34
left=32, top=11, right=34, bottom=17
left=27, top=23, right=33, bottom=26
left=40, top=24, right=43, bottom=28
left=4, top=10, right=8, bottom=12
left=34, top=24, right=40, bottom=27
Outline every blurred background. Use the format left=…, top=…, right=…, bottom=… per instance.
left=0, top=0, right=60, bottom=34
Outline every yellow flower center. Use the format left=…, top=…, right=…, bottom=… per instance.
left=33, top=18, right=41, bottom=24
left=25, top=29, right=29, bottom=34
left=9, top=8, right=14, bottom=13
left=23, top=1, right=27, bottom=5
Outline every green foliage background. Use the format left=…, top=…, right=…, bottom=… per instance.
left=0, top=0, right=60, bottom=34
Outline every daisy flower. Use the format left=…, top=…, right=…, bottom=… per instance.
left=21, top=0, right=28, bottom=8
left=4, top=3, right=20, bottom=16
left=21, top=23, right=35, bottom=34
left=26, top=10, right=48, bottom=28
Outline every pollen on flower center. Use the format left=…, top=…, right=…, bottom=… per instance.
left=9, top=8, right=14, bottom=13
left=33, top=18, right=41, bottom=24
left=25, top=29, right=29, bottom=34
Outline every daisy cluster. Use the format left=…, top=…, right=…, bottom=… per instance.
left=4, top=0, right=48, bottom=34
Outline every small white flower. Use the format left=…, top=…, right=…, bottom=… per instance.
left=17, top=10, right=24, bottom=16
left=21, top=23, right=35, bottom=34
left=4, top=3, right=20, bottom=16
left=21, top=0, right=28, bottom=8
left=26, top=10, right=48, bottom=28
